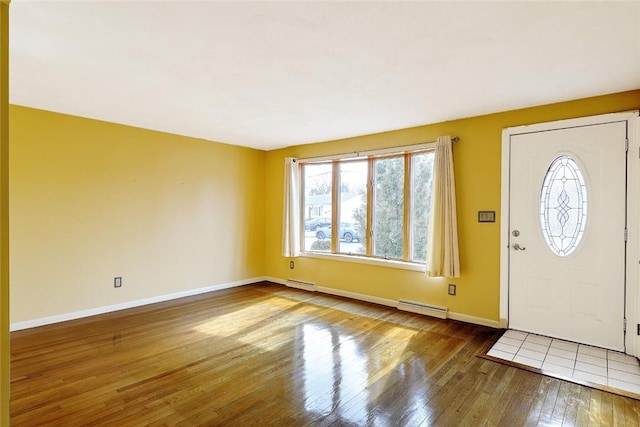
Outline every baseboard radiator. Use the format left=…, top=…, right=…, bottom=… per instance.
left=397, top=299, right=448, bottom=319
left=285, top=279, right=317, bottom=292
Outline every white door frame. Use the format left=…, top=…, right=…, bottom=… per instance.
left=500, top=110, right=640, bottom=356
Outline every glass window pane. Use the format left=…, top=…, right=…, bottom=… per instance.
left=338, top=161, right=367, bottom=255
left=373, top=157, right=404, bottom=259
left=303, top=163, right=332, bottom=252
left=539, top=155, right=587, bottom=257
left=411, top=152, right=435, bottom=262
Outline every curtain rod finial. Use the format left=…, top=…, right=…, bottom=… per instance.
left=452, top=136, right=460, bottom=143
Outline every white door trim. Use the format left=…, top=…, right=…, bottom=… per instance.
left=627, top=113, right=640, bottom=357
left=500, top=110, right=640, bottom=355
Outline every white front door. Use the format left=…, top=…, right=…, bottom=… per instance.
left=508, top=121, right=627, bottom=351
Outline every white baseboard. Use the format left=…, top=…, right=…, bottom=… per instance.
left=10, top=276, right=265, bottom=331
left=267, top=277, right=287, bottom=286
left=316, top=285, right=396, bottom=308
left=448, top=311, right=501, bottom=329
left=266, top=276, right=499, bottom=329
left=12, top=276, right=501, bottom=332
left=265, top=276, right=395, bottom=307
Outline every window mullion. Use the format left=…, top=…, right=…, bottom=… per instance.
left=403, top=153, right=411, bottom=261
left=331, top=161, right=339, bottom=254
left=366, top=158, right=374, bottom=257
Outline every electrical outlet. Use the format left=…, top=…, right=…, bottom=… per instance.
left=114, top=277, right=122, bottom=288
left=290, top=261, right=294, bottom=269
left=448, top=284, right=456, bottom=296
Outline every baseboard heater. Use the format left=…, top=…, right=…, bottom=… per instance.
left=397, top=299, right=448, bottom=319
left=285, top=279, right=317, bottom=292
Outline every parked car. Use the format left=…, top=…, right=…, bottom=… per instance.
left=315, top=222, right=360, bottom=243
left=304, top=217, right=331, bottom=231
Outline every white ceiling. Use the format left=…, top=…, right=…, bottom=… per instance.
left=9, top=1, right=640, bottom=151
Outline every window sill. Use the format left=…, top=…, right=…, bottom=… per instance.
left=300, top=251, right=427, bottom=272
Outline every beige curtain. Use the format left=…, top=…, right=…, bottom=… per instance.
left=282, top=157, right=301, bottom=257
left=427, top=136, right=460, bottom=277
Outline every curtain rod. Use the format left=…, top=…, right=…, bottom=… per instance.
left=295, top=136, right=460, bottom=163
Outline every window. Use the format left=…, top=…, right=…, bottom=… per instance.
left=339, top=161, right=367, bottom=255
left=303, top=163, right=332, bottom=252
left=373, top=156, right=405, bottom=259
left=540, top=155, right=587, bottom=257
left=411, top=152, right=435, bottom=262
left=301, top=147, right=435, bottom=264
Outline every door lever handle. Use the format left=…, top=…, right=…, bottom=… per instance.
left=512, top=243, right=526, bottom=251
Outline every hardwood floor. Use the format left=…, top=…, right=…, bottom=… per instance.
left=10, top=281, right=640, bottom=426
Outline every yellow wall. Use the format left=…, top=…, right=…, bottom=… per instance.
left=9, top=106, right=265, bottom=323
left=264, top=90, right=640, bottom=323
left=7, top=90, right=640, bottom=328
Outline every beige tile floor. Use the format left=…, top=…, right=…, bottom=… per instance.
left=487, top=330, right=640, bottom=395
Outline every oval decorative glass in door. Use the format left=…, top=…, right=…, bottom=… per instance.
left=539, top=155, right=587, bottom=256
